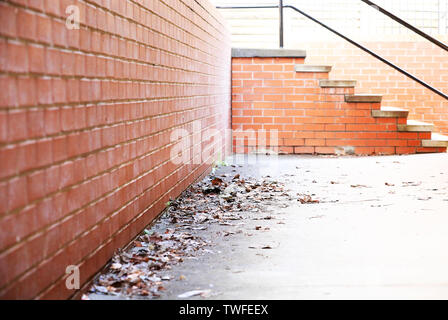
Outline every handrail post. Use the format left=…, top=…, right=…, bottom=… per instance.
left=279, top=0, right=284, bottom=48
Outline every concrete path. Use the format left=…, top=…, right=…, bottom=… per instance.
left=157, top=153, right=448, bottom=300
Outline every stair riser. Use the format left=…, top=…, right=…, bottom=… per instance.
left=295, top=65, right=332, bottom=73
left=372, top=110, right=409, bottom=118
left=346, top=95, right=382, bottom=103
left=422, top=140, right=448, bottom=148
left=322, top=88, right=355, bottom=95
left=320, top=80, right=357, bottom=88
left=397, top=125, right=434, bottom=132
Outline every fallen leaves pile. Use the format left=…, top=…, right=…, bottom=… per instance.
left=87, top=168, right=293, bottom=298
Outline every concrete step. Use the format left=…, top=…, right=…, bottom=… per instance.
left=372, top=106, right=409, bottom=118
left=398, top=120, right=434, bottom=132
left=422, top=133, right=448, bottom=147
left=232, top=48, right=307, bottom=58
left=295, top=65, right=332, bottom=73
left=320, top=80, right=356, bottom=88
left=345, top=94, right=382, bottom=103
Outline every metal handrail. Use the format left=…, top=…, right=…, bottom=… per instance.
left=361, top=0, right=448, bottom=52
left=216, top=4, right=448, bottom=101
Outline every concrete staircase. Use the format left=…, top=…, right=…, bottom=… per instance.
left=297, top=64, right=448, bottom=154
left=231, top=49, right=448, bottom=155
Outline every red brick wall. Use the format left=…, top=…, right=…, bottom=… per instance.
left=232, top=57, right=445, bottom=155
left=303, top=39, right=448, bottom=135
left=0, top=0, right=231, bottom=299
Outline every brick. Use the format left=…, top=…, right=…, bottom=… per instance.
left=294, top=146, right=315, bottom=154
left=278, top=146, right=293, bottom=154
left=305, top=139, right=326, bottom=146
left=27, top=108, right=45, bottom=139
left=52, top=20, right=67, bottom=47
left=66, top=29, right=80, bottom=48
left=61, top=51, right=75, bottom=76
left=0, top=3, right=17, bottom=37
left=233, top=72, right=252, bottom=79
left=36, top=138, right=53, bottom=167
left=45, top=49, right=61, bottom=75
left=52, top=136, right=68, bottom=162
left=0, top=77, right=17, bottom=107
left=407, top=140, right=422, bottom=147
left=36, top=78, right=53, bottom=105
left=44, top=0, right=61, bottom=16
left=7, top=42, right=28, bottom=73
left=79, top=28, right=91, bottom=51
left=0, top=111, right=7, bottom=142
left=0, top=146, right=17, bottom=179
left=28, top=45, right=46, bottom=74
left=253, top=72, right=273, bottom=79
left=355, top=147, right=376, bottom=155
left=375, top=147, right=395, bottom=155
left=243, top=65, right=262, bottom=72
left=17, top=77, right=37, bottom=106
left=27, top=0, right=45, bottom=11
left=284, top=139, right=305, bottom=146
left=0, top=39, right=6, bottom=70
left=254, top=117, right=273, bottom=124
left=8, top=176, right=28, bottom=212
left=8, top=110, right=28, bottom=141
left=36, top=14, right=52, bottom=43
left=52, top=78, right=67, bottom=103
left=44, top=107, right=61, bottom=135
left=0, top=180, right=10, bottom=215
left=315, top=147, right=335, bottom=154
left=274, top=117, right=293, bottom=124
left=45, top=164, right=60, bottom=194
left=263, top=64, right=283, bottom=72
left=27, top=170, right=46, bottom=201
left=396, top=147, right=416, bottom=154
left=66, top=79, right=80, bottom=102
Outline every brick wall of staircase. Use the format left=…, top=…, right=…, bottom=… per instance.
left=232, top=50, right=448, bottom=155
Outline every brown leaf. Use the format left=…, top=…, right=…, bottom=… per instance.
left=134, top=241, right=143, bottom=247
left=211, top=177, right=223, bottom=185
left=298, top=195, right=319, bottom=204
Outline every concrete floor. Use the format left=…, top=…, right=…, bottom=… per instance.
left=156, top=153, right=448, bottom=300
left=89, top=153, right=448, bottom=300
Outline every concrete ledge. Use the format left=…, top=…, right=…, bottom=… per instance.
left=398, top=120, right=434, bottom=132
left=295, top=65, right=332, bottom=73
left=320, top=80, right=356, bottom=88
left=372, top=106, right=408, bottom=118
left=345, top=94, right=382, bottom=103
left=232, top=48, right=307, bottom=58
left=422, top=133, right=448, bottom=147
